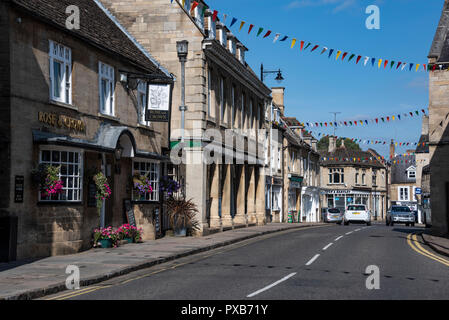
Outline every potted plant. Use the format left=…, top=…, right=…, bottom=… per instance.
left=117, top=224, right=144, bottom=243
left=93, top=227, right=119, bottom=248
left=133, top=173, right=153, bottom=200
left=166, top=195, right=200, bottom=237
left=93, top=172, right=111, bottom=216
left=31, top=164, right=64, bottom=199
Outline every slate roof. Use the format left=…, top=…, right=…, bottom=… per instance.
left=429, top=0, right=449, bottom=62
left=11, top=0, right=168, bottom=75
left=390, top=154, right=416, bottom=184
left=319, top=147, right=385, bottom=168
left=415, top=134, right=429, bottom=153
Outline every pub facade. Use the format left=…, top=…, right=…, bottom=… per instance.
left=0, top=0, right=172, bottom=260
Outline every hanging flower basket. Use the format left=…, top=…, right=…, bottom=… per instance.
left=160, top=176, right=181, bottom=198
left=31, top=164, right=64, bottom=199
left=93, top=172, right=111, bottom=216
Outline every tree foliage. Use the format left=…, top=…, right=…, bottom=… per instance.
left=317, top=136, right=361, bottom=151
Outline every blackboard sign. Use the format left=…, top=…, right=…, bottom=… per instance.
left=87, top=182, right=97, bottom=207
left=124, top=199, right=136, bottom=227
left=154, top=207, right=160, bottom=236
left=14, top=176, right=24, bottom=203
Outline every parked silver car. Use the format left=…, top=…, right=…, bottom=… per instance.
left=322, top=208, right=343, bottom=224
left=386, top=206, right=415, bottom=226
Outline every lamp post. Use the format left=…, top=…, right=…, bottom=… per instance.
left=177, top=40, right=188, bottom=144
left=260, top=64, right=284, bottom=83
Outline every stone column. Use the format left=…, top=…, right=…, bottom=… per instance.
left=255, top=166, right=266, bottom=225
left=209, top=164, right=221, bottom=230
left=221, top=164, right=233, bottom=228
left=247, top=165, right=257, bottom=224
left=185, top=147, right=207, bottom=235
left=234, top=165, right=247, bottom=225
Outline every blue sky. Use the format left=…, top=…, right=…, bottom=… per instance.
left=206, top=0, right=443, bottom=158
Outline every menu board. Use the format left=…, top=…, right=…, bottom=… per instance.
left=124, top=199, right=136, bottom=227
left=87, top=182, right=97, bottom=207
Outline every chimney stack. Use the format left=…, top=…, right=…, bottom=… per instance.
left=328, top=136, right=337, bottom=153
left=390, top=139, right=395, bottom=159
left=271, top=87, right=285, bottom=114
left=340, top=138, right=345, bottom=148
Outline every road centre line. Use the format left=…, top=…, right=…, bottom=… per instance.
left=345, top=231, right=353, bottom=235
left=322, top=243, right=333, bottom=251
left=305, top=254, right=320, bottom=266
left=355, top=228, right=361, bottom=231
left=335, top=235, right=344, bottom=241
left=247, top=273, right=297, bottom=298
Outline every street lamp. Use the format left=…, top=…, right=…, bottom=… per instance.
left=177, top=40, right=188, bottom=144
left=260, top=64, right=284, bottom=83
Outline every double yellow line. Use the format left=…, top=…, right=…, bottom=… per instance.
left=406, top=232, right=449, bottom=267
left=44, top=285, right=111, bottom=300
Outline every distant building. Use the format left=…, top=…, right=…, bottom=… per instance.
left=427, top=0, right=449, bottom=236
left=319, top=137, right=388, bottom=220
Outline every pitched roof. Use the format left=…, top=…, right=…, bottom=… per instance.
left=390, top=154, right=416, bottom=184
left=319, top=147, right=385, bottom=168
left=415, top=134, right=429, bottom=153
left=11, top=0, right=168, bottom=75
left=429, top=0, right=449, bottom=62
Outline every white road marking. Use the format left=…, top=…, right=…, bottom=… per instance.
left=335, top=235, right=344, bottom=241
left=322, top=243, right=333, bottom=251
left=305, top=254, right=320, bottom=266
left=345, top=231, right=353, bottom=235
left=355, top=228, right=361, bottom=231
left=247, top=273, right=297, bottom=298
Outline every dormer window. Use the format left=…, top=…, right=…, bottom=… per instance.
left=407, top=166, right=416, bottom=179
left=220, top=28, right=227, bottom=47
left=205, top=11, right=216, bottom=39
left=237, top=44, right=246, bottom=64
left=193, top=3, right=204, bottom=30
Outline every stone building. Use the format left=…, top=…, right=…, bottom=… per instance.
left=388, top=143, right=419, bottom=216
left=427, top=0, right=449, bottom=236
left=0, top=0, right=171, bottom=260
left=100, top=0, right=272, bottom=234
left=319, top=137, right=388, bottom=220
left=265, top=87, right=321, bottom=223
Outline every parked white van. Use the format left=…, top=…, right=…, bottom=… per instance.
left=344, top=204, right=371, bottom=226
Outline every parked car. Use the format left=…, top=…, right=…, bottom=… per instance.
left=386, top=206, right=415, bottom=226
left=322, top=208, right=343, bottom=224
left=344, top=204, right=371, bottom=226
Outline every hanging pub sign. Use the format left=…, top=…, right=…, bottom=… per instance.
left=146, top=83, right=171, bottom=122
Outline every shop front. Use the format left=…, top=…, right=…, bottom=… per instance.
left=287, top=175, right=302, bottom=223
left=301, top=186, right=320, bottom=222
left=271, top=176, right=283, bottom=223
left=323, top=189, right=370, bottom=212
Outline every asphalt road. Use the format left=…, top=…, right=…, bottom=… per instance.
left=44, top=223, right=449, bottom=300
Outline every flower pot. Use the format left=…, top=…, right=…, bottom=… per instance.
left=99, top=239, right=112, bottom=248
left=124, top=237, right=133, bottom=243
left=174, top=227, right=187, bottom=237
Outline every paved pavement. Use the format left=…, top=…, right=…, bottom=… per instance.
left=421, top=232, right=449, bottom=257
left=0, top=222, right=323, bottom=300
left=43, top=223, right=449, bottom=300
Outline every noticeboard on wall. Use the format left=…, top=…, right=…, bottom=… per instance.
left=124, top=199, right=136, bottom=227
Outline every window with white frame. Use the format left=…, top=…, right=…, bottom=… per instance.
left=407, top=167, right=416, bottom=179
left=132, top=160, right=160, bottom=201
left=412, top=186, right=417, bottom=201
left=39, top=148, right=83, bottom=202
left=138, top=81, right=149, bottom=126
left=399, top=186, right=409, bottom=201
left=362, top=171, right=366, bottom=185
left=220, top=29, right=227, bottom=47
left=49, top=40, right=72, bottom=104
left=264, top=132, right=269, bottom=166
left=99, top=62, right=115, bottom=116
left=328, top=168, right=344, bottom=184
left=249, top=99, right=253, bottom=129
left=355, top=172, right=359, bottom=185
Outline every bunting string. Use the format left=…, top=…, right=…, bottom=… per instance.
left=172, top=1, right=438, bottom=73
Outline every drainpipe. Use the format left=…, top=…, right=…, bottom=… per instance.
left=101, top=153, right=106, bottom=228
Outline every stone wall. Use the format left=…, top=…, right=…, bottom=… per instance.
left=428, top=68, right=449, bottom=236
